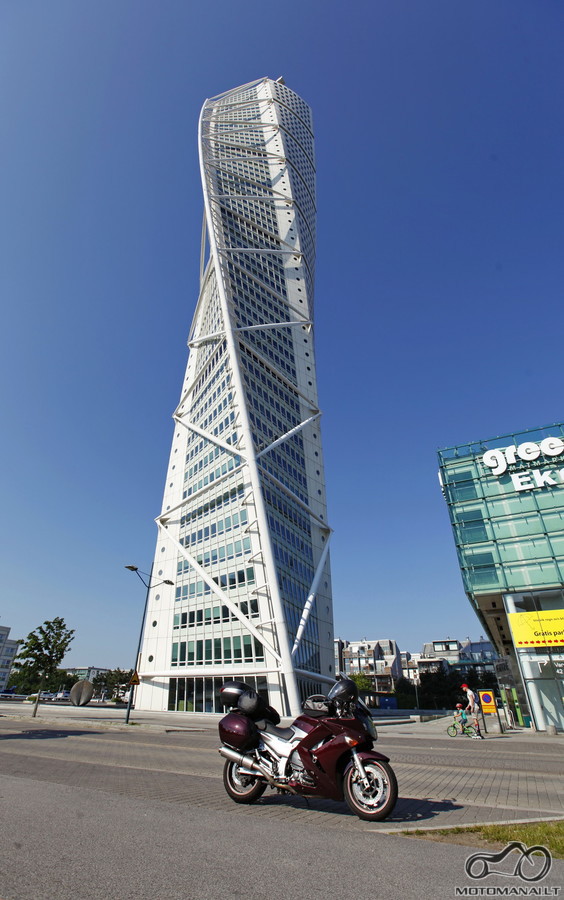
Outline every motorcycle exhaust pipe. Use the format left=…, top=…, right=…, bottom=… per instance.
left=218, top=745, right=298, bottom=794
left=219, top=745, right=265, bottom=774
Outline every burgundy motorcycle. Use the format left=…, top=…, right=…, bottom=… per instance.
left=218, top=676, right=398, bottom=821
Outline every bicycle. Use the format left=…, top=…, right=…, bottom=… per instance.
left=447, top=719, right=476, bottom=737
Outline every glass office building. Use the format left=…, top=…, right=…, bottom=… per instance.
left=439, top=422, right=564, bottom=732
left=136, top=78, right=334, bottom=716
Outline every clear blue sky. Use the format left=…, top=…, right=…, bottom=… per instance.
left=1, top=1, right=563, bottom=668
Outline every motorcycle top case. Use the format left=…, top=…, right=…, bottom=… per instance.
left=237, top=689, right=280, bottom=725
left=218, top=711, right=260, bottom=752
left=219, top=681, right=253, bottom=709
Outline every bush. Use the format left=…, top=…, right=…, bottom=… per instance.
left=395, top=691, right=416, bottom=709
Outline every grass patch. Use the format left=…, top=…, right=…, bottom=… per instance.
left=404, top=820, right=564, bottom=858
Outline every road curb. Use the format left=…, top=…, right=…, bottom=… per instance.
left=383, top=814, right=564, bottom=834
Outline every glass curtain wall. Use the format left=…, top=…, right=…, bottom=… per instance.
left=439, top=422, right=564, bottom=731
left=439, top=423, right=564, bottom=597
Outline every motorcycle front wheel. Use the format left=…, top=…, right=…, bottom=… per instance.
left=223, top=759, right=267, bottom=804
left=343, top=760, right=398, bottom=821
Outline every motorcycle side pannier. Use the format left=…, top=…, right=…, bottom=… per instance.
left=218, top=711, right=260, bottom=752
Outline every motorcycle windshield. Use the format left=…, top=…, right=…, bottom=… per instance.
left=355, top=699, right=378, bottom=741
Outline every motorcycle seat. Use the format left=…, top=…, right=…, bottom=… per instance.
left=256, top=719, right=295, bottom=740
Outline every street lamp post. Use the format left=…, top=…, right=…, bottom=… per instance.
left=124, top=564, right=174, bottom=724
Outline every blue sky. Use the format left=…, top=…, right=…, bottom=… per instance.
left=1, top=1, right=563, bottom=668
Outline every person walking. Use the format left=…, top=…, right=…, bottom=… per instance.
left=461, top=683, right=484, bottom=739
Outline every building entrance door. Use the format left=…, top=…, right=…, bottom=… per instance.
left=535, top=677, right=564, bottom=732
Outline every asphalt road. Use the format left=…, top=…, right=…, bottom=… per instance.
left=0, top=714, right=562, bottom=900
left=0, top=774, right=518, bottom=900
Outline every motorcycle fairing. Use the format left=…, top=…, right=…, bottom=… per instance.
left=259, top=723, right=309, bottom=772
left=288, top=715, right=384, bottom=801
left=355, top=749, right=391, bottom=765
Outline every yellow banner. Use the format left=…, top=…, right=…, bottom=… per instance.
left=508, top=609, right=564, bottom=648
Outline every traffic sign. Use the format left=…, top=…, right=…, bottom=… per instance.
left=479, top=690, right=496, bottom=714
left=129, top=671, right=140, bottom=686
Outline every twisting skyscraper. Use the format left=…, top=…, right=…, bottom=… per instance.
left=136, top=78, right=333, bottom=716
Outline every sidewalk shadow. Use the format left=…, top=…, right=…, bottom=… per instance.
left=383, top=796, right=463, bottom=824
left=255, top=793, right=462, bottom=824
left=0, top=729, right=102, bottom=741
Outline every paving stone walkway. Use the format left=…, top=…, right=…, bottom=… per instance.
left=1, top=706, right=562, bottom=833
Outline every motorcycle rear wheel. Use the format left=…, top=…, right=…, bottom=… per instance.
left=223, top=759, right=267, bottom=804
left=343, top=760, right=398, bottom=821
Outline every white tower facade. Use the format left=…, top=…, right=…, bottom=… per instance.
left=136, top=78, right=334, bottom=716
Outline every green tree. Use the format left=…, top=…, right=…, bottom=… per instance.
left=92, top=668, right=133, bottom=700
left=418, top=669, right=463, bottom=709
left=349, top=673, right=374, bottom=693
left=12, top=618, right=75, bottom=716
left=473, top=669, right=497, bottom=691
left=394, top=676, right=417, bottom=709
left=7, top=666, right=79, bottom=696
left=417, top=668, right=497, bottom=710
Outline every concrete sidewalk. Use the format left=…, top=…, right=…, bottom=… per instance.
left=2, top=701, right=562, bottom=750
left=387, top=712, right=563, bottom=742
left=2, top=701, right=560, bottom=741
left=2, top=700, right=562, bottom=744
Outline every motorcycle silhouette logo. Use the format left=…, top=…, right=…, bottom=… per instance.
left=465, top=841, right=552, bottom=882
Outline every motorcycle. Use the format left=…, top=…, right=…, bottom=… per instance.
left=217, top=676, right=398, bottom=821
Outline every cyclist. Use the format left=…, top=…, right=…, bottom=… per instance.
left=447, top=703, right=474, bottom=736
left=453, top=703, right=468, bottom=729
left=461, top=683, right=484, bottom=739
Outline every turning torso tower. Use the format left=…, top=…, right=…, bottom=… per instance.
left=136, top=77, right=334, bottom=716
